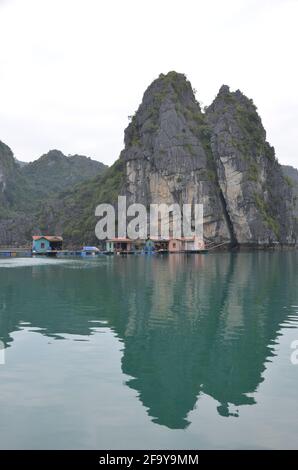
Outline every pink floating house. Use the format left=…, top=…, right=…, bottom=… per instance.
left=168, top=238, right=184, bottom=252
left=169, top=236, right=205, bottom=253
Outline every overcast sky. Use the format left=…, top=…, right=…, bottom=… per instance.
left=0, top=0, right=297, bottom=167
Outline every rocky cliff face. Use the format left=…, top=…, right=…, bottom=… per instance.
left=120, top=72, right=296, bottom=246
left=0, top=141, right=31, bottom=213
left=122, top=72, right=230, bottom=244
left=0, top=141, right=15, bottom=207
left=206, top=85, right=295, bottom=244
left=0, top=141, right=34, bottom=245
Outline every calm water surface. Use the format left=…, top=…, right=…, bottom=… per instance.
left=0, top=252, right=297, bottom=449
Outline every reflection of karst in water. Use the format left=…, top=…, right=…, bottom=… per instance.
left=117, top=254, right=296, bottom=428
left=0, top=253, right=297, bottom=429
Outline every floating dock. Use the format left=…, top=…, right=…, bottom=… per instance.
left=1, top=248, right=209, bottom=258
left=0, top=249, right=31, bottom=258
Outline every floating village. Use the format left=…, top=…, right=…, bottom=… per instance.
left=0, top=235, right=212, bottom=258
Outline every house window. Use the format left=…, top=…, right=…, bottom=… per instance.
left=173, top=243, right=176, bottom=248
left=41, top=242, right=45, bottom=248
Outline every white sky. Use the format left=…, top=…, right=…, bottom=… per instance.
left=0, top=0, right=297, bottom=167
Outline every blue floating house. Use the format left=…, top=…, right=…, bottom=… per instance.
left=32, top=236, right=63, bottom=254
left=144, top=238, right=155, bottom=253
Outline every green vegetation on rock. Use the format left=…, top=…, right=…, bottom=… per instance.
left=254, top=192, right=280, bottom=238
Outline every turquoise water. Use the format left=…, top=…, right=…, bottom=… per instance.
left=0, top=252, right=297, bottom=449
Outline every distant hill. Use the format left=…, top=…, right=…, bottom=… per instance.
left=282, top=165, right=298, bottom=215
left=0, top=143, right=107, bottom=245
left=15, top=159, right=28, bottom=168
left=22, top=149, right=107, bottom=198
left=282, top=165, right=298, bottom=185
left=35, top=159, right=124, bottom=245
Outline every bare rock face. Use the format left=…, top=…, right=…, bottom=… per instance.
left=0, top=141, right=34, bottom=246
left=0, top=141, right=21, bottom=207
left=121, top=72, right=231, bottom=244
left=206, top=85, right=295, bottom=244
left=120, top=72, right=296, bottom=246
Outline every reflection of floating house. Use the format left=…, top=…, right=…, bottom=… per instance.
left=32, top=236, right=63, bottom=255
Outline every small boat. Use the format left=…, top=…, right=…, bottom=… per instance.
left=81, top=246, right=100, bottom=256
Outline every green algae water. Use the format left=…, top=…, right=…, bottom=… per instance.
left=0, top=252, right=297, bottom=449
